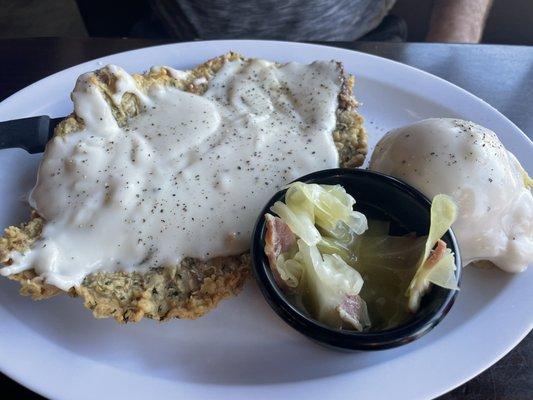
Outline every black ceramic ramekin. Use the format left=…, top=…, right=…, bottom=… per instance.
left=251, top=168, right=461, bottom=351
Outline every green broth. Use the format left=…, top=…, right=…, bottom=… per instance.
left=288, top=219, right=426, bottom=331
left=355, top=219, right=426, bottom=330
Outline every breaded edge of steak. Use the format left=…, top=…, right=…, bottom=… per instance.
left=0, top=52, right=367, bottom=323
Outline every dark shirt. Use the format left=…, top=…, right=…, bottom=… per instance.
left=150, top=0, right=397, bottom=40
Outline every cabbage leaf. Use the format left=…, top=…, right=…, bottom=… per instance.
left=406, top=194, right=459, bottom=312
left=295, top=239, right=369, bottom=330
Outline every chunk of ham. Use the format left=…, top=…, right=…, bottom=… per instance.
left=337, top=294, right=371, bottom=331
left=408, top=239, right=449, bottom=313
left=264, top=213, right=296, bottom=292
left=424, top=239, right=447, bottom=269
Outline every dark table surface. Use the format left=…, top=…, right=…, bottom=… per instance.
left=0, top=37, right=531, bottom=400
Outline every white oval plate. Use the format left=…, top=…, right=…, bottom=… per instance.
left=0, top=40, right=531, bottom=400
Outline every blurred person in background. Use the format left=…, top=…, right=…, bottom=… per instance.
left=76, top=0, right=493, bottom=43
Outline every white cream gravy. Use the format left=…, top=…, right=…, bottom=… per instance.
left=1, top=59, right=342, bottom=289
left=369, top=118, right=533, bottom=273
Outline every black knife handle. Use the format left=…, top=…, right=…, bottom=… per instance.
left=0, top=116, right=61, bottom=154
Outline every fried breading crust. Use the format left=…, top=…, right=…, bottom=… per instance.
left=0, top=52, right=367, bottom=323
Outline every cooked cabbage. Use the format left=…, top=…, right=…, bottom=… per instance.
left=274, top=253, right=304, bottom=291
left=317, top=236, right=355, bottom=266
left=280, top=182, right=368, bottom=239
left=406, top=194, right=459, bottom=312
left=270, top=201, right=320, bottom=246
left=295, top=239, right=369, bottom=330
left=266, top=182, right=459, bottom=331
left=268, top=182, right=371, bottom=330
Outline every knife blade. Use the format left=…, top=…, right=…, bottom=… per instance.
left=0, top=116, right=65, bottom=154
